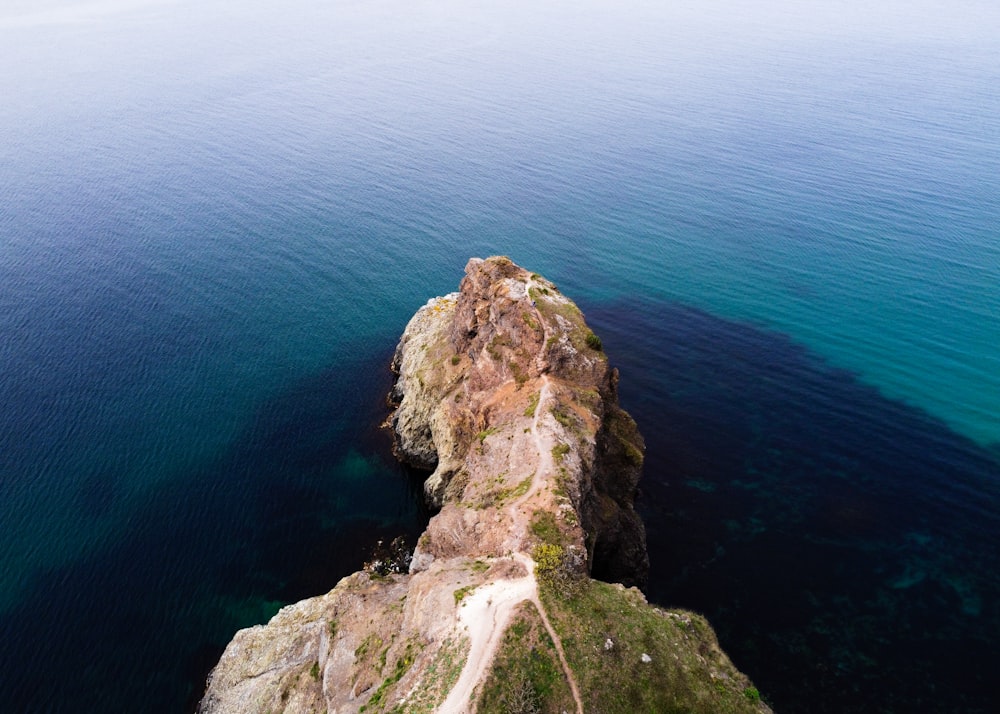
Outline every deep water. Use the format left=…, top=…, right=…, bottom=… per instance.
left=2, top=1, right=999, bottom=712
left=590, top=301, right=1000, bottom=713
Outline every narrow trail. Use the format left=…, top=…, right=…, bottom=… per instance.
left=521, top=377, right=554, bottom=506
left=521, top=377, right=585, bottom=714
left=440, top=279, right=584, bottom=714
left=530, top=591, right=583, bottom=714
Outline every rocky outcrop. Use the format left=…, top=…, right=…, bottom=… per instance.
left=199, top=257, right=771, bottom=714
left=388, top=257, right=647, bottom=585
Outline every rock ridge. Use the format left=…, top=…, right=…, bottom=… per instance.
left=198, top=257, right=771, bottom=714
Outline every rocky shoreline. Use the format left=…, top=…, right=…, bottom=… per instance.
left=198, top=256, right=770, bottom=713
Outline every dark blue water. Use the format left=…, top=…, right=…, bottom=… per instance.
left=2, top=1, right=998, bottom=711
left=591, top=302, right=1000, bottom=713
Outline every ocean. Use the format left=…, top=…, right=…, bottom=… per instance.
left=1, top=1, right=998, bottom=711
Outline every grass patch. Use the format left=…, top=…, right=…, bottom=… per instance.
left=553, top=466, right=570, bottom=499
left=477, top=426, right=499, bottom=443
left=550, top=406, right=574, bottom=428
left=608, top=408, right=644, bottom=467
left=551, top=443, right=570, bottom=462
left=510, top=360, right=528, bottom=387
left=529, top=510, right=562, bottom=545
left=355, top=633, right=383, bottom=665
left=476, top=473, right=532, bottom=510
left=584, top=331, right=602, bottom=351
left=498, top=475, right=532, bottom=503
left=396, top=636, right=469, bottom=714
left=477, top=602, right=575, bottom=714
left=360, top=640, right=420, bottom=712
left=453, top=585, right=476, bottom=605
left=538, top=581, right=768, bottom=714
left=524, top=391, right=541, bottom=417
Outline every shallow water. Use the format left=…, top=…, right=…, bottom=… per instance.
left=1, top=0, right=998, bottom=711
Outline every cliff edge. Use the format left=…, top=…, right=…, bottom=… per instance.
left=199, top=256, right=771, bottom=714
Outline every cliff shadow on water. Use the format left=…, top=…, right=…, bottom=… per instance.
left=586, top=298, right=1000, bottom=714
left=0, top=348, right=429, bottom=714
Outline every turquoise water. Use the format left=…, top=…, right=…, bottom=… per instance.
left=1, top=0, right=998, bottom=710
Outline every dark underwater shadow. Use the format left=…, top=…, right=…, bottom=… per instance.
left=586, top=298, right=1000, bottom=714
left=0, top=345, right=429, bottom=714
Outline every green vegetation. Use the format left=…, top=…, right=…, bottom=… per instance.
left=451, top=354, right=461, bottom=365
left=530, top=510, right=583, bottom=599
left=478, top=603, right=575, bottom=714
left=572, top=387, right=601, bottom=410
left=551, top=443, right=570, bottom=462
left=498, top=476, right=532, bottom=504
left=538, top=581, right=768, bottom=714
left=529, top=510, right=562, bottom=545
left=532, top=543, right=584, bottom=599
left=510, top=359, right=529, bottom=387
left=453, top=585, right=476, bottom=605
left=550, top=406, right=574, bottom=428
left=329, top=620, right=338, bottom=637
left=360, top=640, right=420, bottom=712
left=474, top=473, right=533, bottom=510
left=393, top=636, right=469, bottom=714
left=487, top=333, right=514, bottom=361
left=527, top=290, right=609, bottom=379
left=310, top=661, right=320, bottom=680
left=355, top=633, right=383, bottom=664
left=744, top=686, right=761, bottom=702
left=524, top=391, right=540, bottom=417
left=532, top=543, right=565, bottom=578
left=607, top=408, right=644, bottom=467
left=477, top=426, right=499, bottom=443
left=522, top=311, right=540, bottom=331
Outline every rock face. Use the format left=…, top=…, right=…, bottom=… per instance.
left=199, top=257, right=772, bottom=714
left=388, top=257, right=647, bottom=587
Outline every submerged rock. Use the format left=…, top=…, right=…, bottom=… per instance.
left=198, top=257, right=771, bottom=714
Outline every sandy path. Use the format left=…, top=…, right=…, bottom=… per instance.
left=437, top=570, right=536, bottom=714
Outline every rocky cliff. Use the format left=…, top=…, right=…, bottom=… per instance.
left=198, top=257, right=771, bottom=714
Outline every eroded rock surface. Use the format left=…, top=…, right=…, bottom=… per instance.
left=199, top=257, right=771, bottom=714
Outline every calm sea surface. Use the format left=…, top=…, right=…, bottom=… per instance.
left=1, top=1, right=998, bottom=711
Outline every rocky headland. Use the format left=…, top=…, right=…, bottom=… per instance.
left=198, top=256, right=771, bottom=713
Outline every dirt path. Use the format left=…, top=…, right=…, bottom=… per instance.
left=522, top=378, right=585, bottom=714
left=437, top=552, right=584, bottom=714
left=440, top=277, right=584, bottom=714
left=530, top=590, right=583, bottom=713
left=437, top=571, right=537, bottom=714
